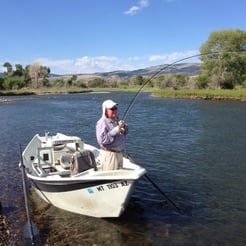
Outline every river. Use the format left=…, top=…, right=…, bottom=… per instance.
left=0, top=91, right=245, bottom=245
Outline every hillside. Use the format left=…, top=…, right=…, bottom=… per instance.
left=0, top=62, right=201, bottom=81
left=49, top=62, right=201, bottom=82
left=94, top=62, right=201, bottom=78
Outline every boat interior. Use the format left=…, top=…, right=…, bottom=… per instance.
left=24, top=134, right=101, bottom=178
left=23, top=133, right=143, bottom=180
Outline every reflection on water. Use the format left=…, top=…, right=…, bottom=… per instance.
left=0, top=92, right=246, bottom=245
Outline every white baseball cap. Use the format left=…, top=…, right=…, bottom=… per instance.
left=103, top=99, right=117, bottom=109
left=102, top=99, right=118, bottom=116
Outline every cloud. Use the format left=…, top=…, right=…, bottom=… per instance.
left=36, top=50, right=199, bottom=74
left=124, top=0, right=149, bottom=16
left=124, top=0, right=176, bottom=15
left=149, top=50, right=199, bottom=63
left=35, top=56, right=135, bottom=74
left=127, top=56, right=142, bottom=61
left=34, top=58, right=74, bottom=74
left=74, top=56, right=134, bottom=73
left=1, top=50, right=199, bottom=75
left=36, top=58, right=73, bottom=67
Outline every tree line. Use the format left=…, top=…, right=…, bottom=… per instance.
left=0, top=62, right=50, bottom=90
left=1, top=29, right=246, bottom=91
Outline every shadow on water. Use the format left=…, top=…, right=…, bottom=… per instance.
left=1, top=206, right=17, bottom=215
left=30, top=191, right=186, bottom=246
left=28, top=178, right=209, bottom=246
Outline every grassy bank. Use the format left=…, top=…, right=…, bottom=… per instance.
left=0, top=88, right=92, bottom=96
left=152, top=89, right=246, bottom=101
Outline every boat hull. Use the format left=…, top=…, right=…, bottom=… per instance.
left=32, top=178, right=136, bottom=217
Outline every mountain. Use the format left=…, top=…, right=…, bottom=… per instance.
left=0, top=63, right=201, bottom=80
left=93, top=62, right=201, bottom=78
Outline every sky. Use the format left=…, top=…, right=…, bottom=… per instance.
left=0, top=0, right=245, bottom=75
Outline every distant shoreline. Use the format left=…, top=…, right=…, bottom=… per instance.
left=1, top=88, right=246, bottom=102
left=152, top=94, right=246, bottom=101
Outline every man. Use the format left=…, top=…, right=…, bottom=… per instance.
left=96, top=99, right=128, bottom=171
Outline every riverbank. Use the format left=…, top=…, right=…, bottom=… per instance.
left=0, top=202, right=10, bottom=244
left=0, top=88, right=92, bottom=96
left=1, top=88, right=246, bottom=101
left=0, top=88, right=92, bottom=104
left=152, top=88, right=246, bottom=101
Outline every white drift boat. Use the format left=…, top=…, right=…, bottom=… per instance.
left=21, top=132, right=146, bottom=218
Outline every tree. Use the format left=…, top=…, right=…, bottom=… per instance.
left=0, top=77, right=4, bottom=90
left=175, top=74, right=188, bottom=87
left=3, top=62, right=13, bottom=76
left=39, top=65, right=50, bottom=79
left=67, top=75, right=77, bottom=86
left=23, top=65, right=32, bottom=87
left=1, top=61, right=51, bottom=90
left=13, top=64, right=24, bottom=77
left=29, top=62, right=41, bottom=88
left=133, top=75, right=144, bottom=86
left=3, top=76, right=25, bottom=90
left=88, top=78, right=106, bottom=88
left=199, top=29, right=246, bottom=89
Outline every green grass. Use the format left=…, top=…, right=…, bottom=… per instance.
left=0, top=90, right=35, bottom=96
left=0, top=88, right=92, bottom=96
left=152, top=89, right=246, bottom=101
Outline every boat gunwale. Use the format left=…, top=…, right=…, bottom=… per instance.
left=26, top=167, right=146, bottom=183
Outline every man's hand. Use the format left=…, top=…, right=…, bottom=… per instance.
left=118, top=120, right=125, bottom=128
left=118, top=120, right=126, bottom=134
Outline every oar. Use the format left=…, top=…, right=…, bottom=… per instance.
left=126, top=153, right=187, bottom=215
left=19, top=144, right=40, bottom=245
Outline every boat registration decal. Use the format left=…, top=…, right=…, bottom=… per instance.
left=87, top=188, right=94, bottom=194
left=96, top=181, right=129, bottom=192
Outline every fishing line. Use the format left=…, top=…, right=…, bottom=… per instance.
left=122, top=50, right=245, bottom=215
left=122, top=50, right=246, bottom=121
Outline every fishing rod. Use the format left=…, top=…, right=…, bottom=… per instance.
left=122, top=50, right=246, bottom=121
left=19, top=144, right=40, bottom=245
left=122, top=50, right=245, bottom=215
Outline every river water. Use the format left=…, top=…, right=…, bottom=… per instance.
left=0, top=92, right=245, bottom=245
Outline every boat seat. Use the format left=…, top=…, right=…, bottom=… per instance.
left=71, top=150, right=97, bottom=176
left=60, top=154, right=73, bottom=169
